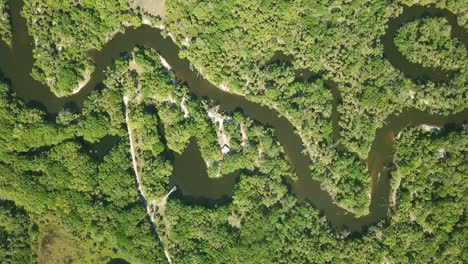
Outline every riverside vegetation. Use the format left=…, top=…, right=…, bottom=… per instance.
left=0, top=0, right=11, bottom=45
left=165, top=0, right=467, bottom=214
left=0, top=46, right=466, bottom=263
left=394, top=17, right=467, bottom=71
left=0, top=0, right=466, bottom=263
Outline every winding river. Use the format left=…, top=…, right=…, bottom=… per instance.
left=0, top=0, right=467, bottom=233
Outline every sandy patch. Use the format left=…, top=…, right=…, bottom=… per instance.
left=55, top=70, right=91, bottom=97
left=228, top=214, right=242, bottom=229
left=130, top=0, right=166, bottom=18
left=159, top=55, right=171, bottom=70
left=182, top=37, right=191, bottom=47
left=418, top=124, right=441, bottom=131
left=240, top=123, right=249, bottom=147
left=207, top=106, right=231, bottom=153
left=129, top=59, right=144, bottom=74
left=180, top=97, right=189, bottom=118
left=71, top=71, right=91, bottom=95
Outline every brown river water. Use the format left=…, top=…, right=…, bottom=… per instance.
left=0, top=0, right=466, bottom=234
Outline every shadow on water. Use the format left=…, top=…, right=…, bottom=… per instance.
left=266, top=50, right=294, bottom=67
left=81, top=135, right=120, bottom=161
left=108, top=258, right=130, bottom=264
left=382, top=5, right=468, bottom=83
left=0, top=0, right=466, bottom=232
left=169, top=139, right=240, bottom=205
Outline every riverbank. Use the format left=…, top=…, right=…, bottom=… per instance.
left=0, top=0, right=466, bottom=234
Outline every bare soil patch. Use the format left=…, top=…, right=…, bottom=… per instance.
left=130, top=0, right=166, bottom=18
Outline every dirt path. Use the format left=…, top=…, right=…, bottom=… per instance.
left=207, top=106, right=231, bottom=153
left=124, top=95, right=173, bottom=264
left=156, top=186, right=177, bottom=215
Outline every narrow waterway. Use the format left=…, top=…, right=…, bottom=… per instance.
left=0, top=0, right=466, bottom=233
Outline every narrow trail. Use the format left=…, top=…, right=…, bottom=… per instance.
left=156, top=186, right=177, bottom=211
left=124, top=96, right=173, bottom=264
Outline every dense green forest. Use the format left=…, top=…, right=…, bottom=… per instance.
left=0, top=201, right=37, bottom=263
left=164, top=127, right=467, bottom=263
left=395, top=17, right=467, bottom=71
left=0, top=74, right=167, bottom=262
left=0, top=0, right=466, bottom=262
left=164, top=0, right=467, bottom=214
left=8, top=0, right=466, bottom=214
left=1, top=43, right=467, bottom=262
left=21, top=0, right=145, bottom=96
left=165, top=0, right=467, bottom=151
left=0, top=51, right=466, bottom=262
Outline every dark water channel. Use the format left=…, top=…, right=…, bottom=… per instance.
left=0, top=0, right=467, bottom=233
left=108, top=258, right=130, bottom=264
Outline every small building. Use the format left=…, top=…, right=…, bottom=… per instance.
left=438, top=149, right=446, bottom=159
left=221, top=144, right=230, bottom=154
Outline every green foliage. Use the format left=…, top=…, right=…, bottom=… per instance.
left=396, top=0, right=468, bottom=28
left=393, top=129, right=467, bottom=234
left=382, top=128, right=468, bottom=263
left=0, top=43, right=466, bottom=262
left=0, top=0, right=11, bottom=45
left=162, top=127, right=467, bottom=263
left=6, top=0, right=465, bottom=219
left=166, top=0, right=468, bottom=154
left=1, top=0, right=467, bottom=258
left=395, top=17, right=467, bottom=71
left=0, top=73, right=166, bottom=262
left=329, top=154, right=370, bottom=216
left=0, top=201, right=37, bottom=264
left=21, top=0, right=144, bottom=95
left=164, top=0, right=467, bottom=214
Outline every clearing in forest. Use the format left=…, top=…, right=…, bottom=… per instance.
left=38, top=227, right=102, bottom=264
left=130, top=0, right=166, bottom=18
